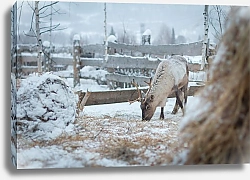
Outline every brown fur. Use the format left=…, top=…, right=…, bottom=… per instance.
left=172, top=7, right=250, bottom=164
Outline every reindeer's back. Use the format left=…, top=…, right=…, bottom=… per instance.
left=150, top=56, right=188, bottom=96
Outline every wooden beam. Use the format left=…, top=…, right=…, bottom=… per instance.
left=76, top=85, right=204, bottom=106
left=108, top=41, right=203, bottom=56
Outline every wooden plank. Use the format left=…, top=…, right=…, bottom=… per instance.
left=51, top=56, right=72, bottom=65
left=108, top=41, right=203, bottom=56
left=76, top=85, right=204, bottom=106
left=82, top=44, right=104, bottom=54
left=80, top=58, right=104, bottom=67
left=105, top=55, right=160, bottom=69
left=20, top=54, right=205, bottom=73
left=106, top=74, right=150, bottom=86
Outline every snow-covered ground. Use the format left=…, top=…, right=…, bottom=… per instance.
left=15, top=72, right=200, bottom=169
left=17, top=95, right=196, bottom=169
left=15, top=54, right=204, bottom=169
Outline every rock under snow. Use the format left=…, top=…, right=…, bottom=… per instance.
left=16, top=72, right=77, bottom=140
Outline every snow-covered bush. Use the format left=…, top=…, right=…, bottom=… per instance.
left=16, top=72, right=77, bottom=140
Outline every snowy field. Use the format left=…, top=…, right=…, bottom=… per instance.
left=15, top=55, right=204, bottom=169
left=16, top=89, right=196, bottom=168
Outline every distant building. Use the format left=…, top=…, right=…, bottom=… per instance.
left=142, top=29, right=151, bottom=45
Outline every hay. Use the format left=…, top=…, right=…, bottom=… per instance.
left=172, top=7, right=250, bottom=165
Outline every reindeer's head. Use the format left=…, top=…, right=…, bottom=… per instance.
left=129, top=78, right=156, bottom=121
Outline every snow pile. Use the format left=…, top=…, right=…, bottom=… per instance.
left=80, top=66, right=108, bottom=83
left=11, top=73, right=17, bottom=166
left=16, top=72, right=77, bottom=140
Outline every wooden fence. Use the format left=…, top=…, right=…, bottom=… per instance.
left=76, top=85, right=203, bottom=106
left=14, top=41, right=209, bottom=105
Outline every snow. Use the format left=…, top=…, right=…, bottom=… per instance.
left=16, top=81, right=199, bottom=169
left=16, top=72, right=77, bottom=140
left=107, top=35, right=117, bottom=42
left=42, top=41, right=50, bottom=48
left=183, top=55, right=202, bottom=64
left=143, top=29, right=152, bottom=36
left=11, top=73, right=17, bottom=166
left=73, top=34, right=80, bottom=41
left=14, top=55, right=205, bottom=169
left=52, top=65, right=109, bottom=92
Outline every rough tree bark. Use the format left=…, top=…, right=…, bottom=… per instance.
left=201, top=5, right=209, bottom=71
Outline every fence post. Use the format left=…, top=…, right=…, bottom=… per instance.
left=73, top=34, right=81, bottom=87
left=43, top=41, right=51, bottom=72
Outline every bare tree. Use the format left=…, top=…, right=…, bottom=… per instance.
left=24, top=1, right=66, bottom=73
left=104, top=2, right=108, bottom=61
left=176, top=35, right=187, bottom=44
left=201, top=5, right=209, bottom=71
left=209, top=5, right=229, bottom=42
left=117, top=29, right=137, bottom=45
left=11, top=2, right=17, bottom=74
left=171, top=28, right=176, bottom=44
left=153, top=23, right=171, bottom=45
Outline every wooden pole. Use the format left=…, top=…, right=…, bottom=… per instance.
left=73, top=34, right=81, bottom=87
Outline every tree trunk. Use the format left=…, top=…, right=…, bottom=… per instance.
left=35, top=1, right=42, bottom=73
left=104, top=3, right=108, bottom=61
left=201, top=5, right=209, bottom=71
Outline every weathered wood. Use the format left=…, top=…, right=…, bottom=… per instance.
left=80, top=58, right=104, bottom=67
left=106, top=73, right=150, bottom=86
left=105, top=55, right=161, bottom=69
left=20, top=54, right=206, bottom=73
left=108, top=41, right=203, bottom=56
left=82, top=44, right=105, bottom=55
left=77, top=85, right=204, bottom=106
left=73, top=35, right=81, bottom=87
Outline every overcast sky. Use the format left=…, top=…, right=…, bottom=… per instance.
left=17, top=1, right=233, bottom=45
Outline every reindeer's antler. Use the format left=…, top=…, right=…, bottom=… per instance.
left=144, top=77, right=152, bottom=96
left=128, top=79, right=142, bottom=104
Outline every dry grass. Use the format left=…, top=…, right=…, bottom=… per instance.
left=172, top=7, right=250, bottom=165
left=17, top=114, right=182, bottom=167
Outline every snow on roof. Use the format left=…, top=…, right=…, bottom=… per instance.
left=73, top=34, right=80, bottom=41
left=143, top=29, right=151, bottom=36
left=107, top=35, right=117, bottom=42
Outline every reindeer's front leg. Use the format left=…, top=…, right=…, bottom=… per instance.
left=160, top=107, right=164, bottom=120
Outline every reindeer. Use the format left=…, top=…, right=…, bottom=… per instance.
left=129, top=55, right=189, bottom=121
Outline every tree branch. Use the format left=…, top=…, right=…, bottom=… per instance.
left=39, top=1, right=59, bottom=12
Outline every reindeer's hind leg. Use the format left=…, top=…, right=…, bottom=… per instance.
left=172, top=99, right=179, bottom=114
left=183, top=83, right=188, bottom=106
left=172, top=85, right=185, bottom=115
